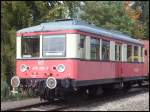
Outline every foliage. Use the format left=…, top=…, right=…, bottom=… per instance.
left=79, top=1, right=148, bottom=39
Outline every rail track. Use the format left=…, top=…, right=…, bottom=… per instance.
left=21, top=84, right=149, bottom=111
left=3, top=84, right=149, bottom=111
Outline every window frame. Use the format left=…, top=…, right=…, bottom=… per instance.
left=133, top=45, right=139, bottom=62
left=42, top=34, right=66, bottom=57
left=80, top=35, right=86, bottom=48
left=127, top=44, right=132, bottom=62
left=79, top=35, right=86, bottom=59
left=101, top=39, right=110, bottom=61
left=115, top=43, right=122, bottom=61
left=21, top=35, right=40, bottom=58
left=141, top=46, right=144, bottom=62
left=90, top=37, right=100, bottom=60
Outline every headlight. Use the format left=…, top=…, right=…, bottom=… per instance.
left=20, top=64, right=28, bottom=72
left=46, top=77, right=57, bottom=89
left=56, top=64, right=65, bottom=72
left=11, top=76, right=20, bottom=87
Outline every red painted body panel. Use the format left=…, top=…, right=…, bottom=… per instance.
left=16, top=59, right=145, bottom=81
left=16, top=59, right=78, bottom=79
left=122, top=63, right=144, bottom=77
left=77, top=61, right=116, bottom=80
left=77, top=61, right=144, bottom=80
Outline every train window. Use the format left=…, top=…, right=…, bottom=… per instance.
left=80, top=35, right=86, bottom=48
left=134, top=46, right=139, bottom=62
left=80, top=35, right=86, bottom=59
left=102, top=40, right=110, bottom=60
left=127, top=45, right=132, bottom=62
left=141, top=47, right=143, bottom=62
left=115, top=43, right=122, bottom=61
left=91, top=38, right=100, bottom=60
left=21, top=36, right=40, bottom=58
left=42, top=35, right=65, bottom=57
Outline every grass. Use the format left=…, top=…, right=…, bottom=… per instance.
left=1, top=81, right=37, bottom=102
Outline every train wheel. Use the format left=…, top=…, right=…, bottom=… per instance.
left=45, top=88, right=55, bottom=103
left=138, top=81, right=143, bottom=87
left=27, top=87, right=34, bottom=97
left=102, top=84, right=114, bottom=95
left=87, top=87, right=97, bottom=98
left=38, top=81, right=45, bottom=100
left=76, top=87, right=89, bottom=100
left=123, top=82, right=131, bottom=93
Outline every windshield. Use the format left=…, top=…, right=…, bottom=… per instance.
left=21, top=36, right=40, bottom=58
left=42, top=35, right=65, bottom=57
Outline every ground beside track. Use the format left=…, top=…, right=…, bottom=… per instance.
left=1, top=85, right=149, bottom=111
left=62, top=91, right=149, bottom=111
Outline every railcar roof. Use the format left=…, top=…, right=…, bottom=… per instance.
left=17, top=19, right=143, bottom=45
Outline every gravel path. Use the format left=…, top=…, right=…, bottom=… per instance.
left=1, top=87, right=148, bottom=111
left=63, top=92, right=149, bottom=111
left=1, top=97, right=46, bottom=111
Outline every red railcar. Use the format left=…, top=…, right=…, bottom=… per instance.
left=11, top=19, right=149, bottom=101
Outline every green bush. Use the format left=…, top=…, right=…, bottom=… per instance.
left=1, top=80, right=31, bottom=101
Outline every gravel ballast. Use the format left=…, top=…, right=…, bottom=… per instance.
left=63, top=91, right=149, bottom=111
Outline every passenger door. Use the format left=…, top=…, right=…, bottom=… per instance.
left=115, top=43, right=123, bottom=78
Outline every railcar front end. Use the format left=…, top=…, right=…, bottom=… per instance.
left=11, top=33, right=81, bottom=101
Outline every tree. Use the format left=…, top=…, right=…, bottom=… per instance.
left=43, top=1, right=81, bottom=20
left=125, top=1, right=149, bottom=39
left=25, top=1, right=51, bottom=25
left=79, top=1, right=148, bottom=39
left=139, top=1, right=149, bottom=39
left=1, top=1, right=33, bottom=99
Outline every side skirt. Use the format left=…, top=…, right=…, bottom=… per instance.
left=71, top=76, right=148, bottom=87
